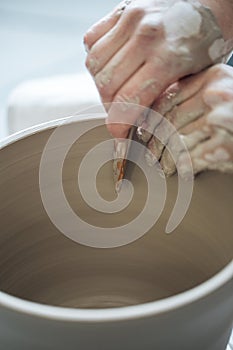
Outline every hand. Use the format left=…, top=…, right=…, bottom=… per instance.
left=141, top=63, right=233, bottom=176
left=84, top=0, right=232, bottom=138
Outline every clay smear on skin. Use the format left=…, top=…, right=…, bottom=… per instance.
left=161, top=0, right=232, bottom=65
left=208, top=104, right=233, bottom=133
left=208, top=39, right=226, bottom=61
left=163, top=2, right=202, bottom=39
left=96, top=69, right=113, bottom=88
left=204, top=147, right=230, bottom=163
left=92, top=0, right=233, bottom=179
left=88, top=57, right=100, bottom=74
left=144, top=81, right=233, bottom=174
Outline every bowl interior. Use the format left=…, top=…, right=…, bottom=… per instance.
left=0, top=119, right=233, bottom=308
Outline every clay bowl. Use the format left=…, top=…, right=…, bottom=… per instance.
left=0, top=116, right=232, bottom=350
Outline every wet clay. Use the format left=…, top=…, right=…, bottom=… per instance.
left=0, top=119, right=232, bottom=308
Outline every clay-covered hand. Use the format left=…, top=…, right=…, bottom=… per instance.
left=141, top=63, right=233, bottom=176
left=84, top=0, right=232, bottom=138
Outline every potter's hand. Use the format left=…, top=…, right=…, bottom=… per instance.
left=84, top=0, right=233, bottom=138
left=141, top=63, right=233, bottom=176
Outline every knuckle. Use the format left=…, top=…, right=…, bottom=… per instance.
left=85, top=55, right=90, bottom=70
left=85, top=57, right=93, bottom=74
left=83, top=30, right=93, bottom=50
left=204, top=85, right=233, bottom=104
left=208, top=63, right=232, bottom=79
left=202, top=87, right=217, bottom=106
left=137, top=18, right=161, bottom=38
left=127, top=5, right=145, bottom=20
left=95, top=75, right=114, bottom=101
left=85, top=54, right=99, bottom=75
left=217, top=89, right=233, bottom=101
left=83, top=32, right=90, bottom=46
left=204, top=64, right=233, bottom=103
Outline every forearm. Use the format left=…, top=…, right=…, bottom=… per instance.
left=199, top=0, right=233, bottom=40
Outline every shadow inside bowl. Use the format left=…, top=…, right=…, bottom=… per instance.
left=0, top=120, right=233, bottom=308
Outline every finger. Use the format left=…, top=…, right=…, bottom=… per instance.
left=160, top=133, right=190, bottom=177
left=94, top=38, right=146, bottom=104
left=163, top=89, right=207, bottom=131
left=86, top=27, right=129, bottom=76
left=86, top=19, right=131, bottom=76
left=83, top=2, right=126, bottom=52
left=138, top=82, right=186, bottom=144
left=138, top=70, right=209, bottom=143
left=207, top=102, right=233, bottom=133
left=146, top=99, right=213, bottom=172
left=145, top=111, right=178, bottom=166
left=202, top=65, right=233, bottom=109
left=106, top=60, right=177, bottom=138
left=85, top=2, right=144, bottom=75
left=145, top=135, right=165, bottom=167
left=178, top=129, right=233, bottom=176
left=179, top=116, right=212, bottom=150
left=160, top=149, right=176, bottom=177
left=144, top=89, right=207, bottom=168
left=155, top=109, right=232, bottom=176
left=155, top=69, right=209, bottom=115
left=159, top=117, right=212, bottom=176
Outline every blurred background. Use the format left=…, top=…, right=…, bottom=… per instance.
left=0, top=0, right=117, bottom=138
left=0, top=0, right=233, bottom=139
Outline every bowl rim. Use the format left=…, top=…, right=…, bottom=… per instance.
left=0, top=115, right=232, bottom=323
